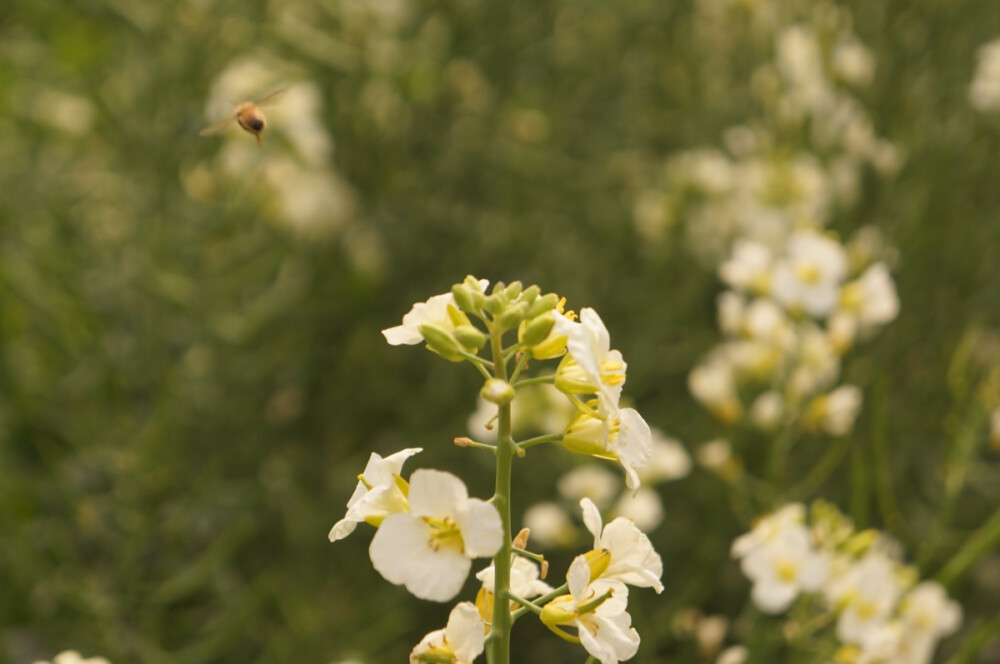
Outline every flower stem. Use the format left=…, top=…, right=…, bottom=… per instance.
left=488, top=323, right=515, bottom=664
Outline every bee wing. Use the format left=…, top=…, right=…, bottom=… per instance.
left=254, top=87, right=289, bottom=107
left=199, top=115, right=237, bottom=136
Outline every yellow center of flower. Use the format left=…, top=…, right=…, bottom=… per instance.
left=795, top=262, right=821, bottom=284
left=774, top=558, right=799, bottom=583
left=423, top=516, right=465, bottom=553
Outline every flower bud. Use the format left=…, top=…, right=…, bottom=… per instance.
left=520, top=284, right=541, bottom=305
left=419, top=323, right=462, bottom=361
left=519, top=312, right=556, bottom=347
left=504, top=281, right=523, bottom=300
left=483, top=294, right=505, bottom=316
left=481, top=378, right=515, bottom=405
left=453, top=324, right=487, bottom=350
left=498, top=302, right=527, bottom=330
left=451, top=283, right=484, bottom=313
left=526, top=293, right=560, bottom=319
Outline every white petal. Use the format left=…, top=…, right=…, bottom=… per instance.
left=408, top=469, right=468, bottom=518
left=328, top=518, right=358, bottom=542
left=580, top=497, right=604, bottom=547
left=369, top=513, right=471, bottom=602
left=751, top=579, right=798, bottom=614
left=363, top=447, right=422, bottom=486
left=456, top=499, right=503, bottom=557
left=446, top=602, right=486, bottom=662
left=601, top=518, right=664, bottom=593
left=382, top=324, right=423, bottom=345
left=568, top=555, right=592, bottom=602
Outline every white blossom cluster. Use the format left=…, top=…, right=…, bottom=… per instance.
left=970, top=38, right=1000, bottom=112
left=731, top=503, right=962, bottom=664
left=331, top=278, right=665, bottom=663
left=186, top=57, right=380, bottom=264
left=634, top=3, right=902, bottom=265
left=688, top=227, right=899, bottom=435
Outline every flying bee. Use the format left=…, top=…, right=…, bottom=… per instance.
left=199, top=87, right=288, bottom=146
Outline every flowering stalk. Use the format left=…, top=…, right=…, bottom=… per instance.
left=489, top=317, right=515, bottom=664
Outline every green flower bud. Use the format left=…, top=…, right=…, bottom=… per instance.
left=497, top=302, right=527, bottom=330
left=419, top=323, right=462, bottom=361
left=453, top=324, right=487, bottom=350
left=483, top=294, right=505, bottom=316
left=503, top=281, right=523, bottom=300
left=519, top=311, right=556, bottom=347
left=481, top=378, right=515, bottom=405
left=520, top=284, right=541, bottom=305
left=527, top=292, right=560, bottom=319
left=451, top=284, right=482, bottom=313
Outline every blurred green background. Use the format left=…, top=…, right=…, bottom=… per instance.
left=2, top=0, right=1000, bottom=662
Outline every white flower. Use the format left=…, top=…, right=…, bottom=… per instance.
left=329, top=447, right=422, bottom=542
left=720, top=240, right=773, bottom=295
left=899, top=581, right=962, bottom=642
left=839, top=262, right=899, bottom=329
left=805, top=385, right=863, bottom=436
left=832, top=551, right=906, bottom=646
left=637, top=430, right=691, bottom=483
left=562, top=405, right=653, bottom=490
left=558, top=464, right=621, bottom=509
left=735, top=522, right=827, bottom=614
left=369, top=469, right=502, bottom=602
left=476, top=556, right=553, bottom=599
left=553, top=308, right=627, bottom=409
left=382, top=279, right=488, bottom=345
left=970, top=39, right=1000, bottom=111
left=688, top=359, right=742, bottom=424
left=523, top=502, right=577, bottom=548
left=611, top=487, right=664, bottom=532
left=731, top=503, right=807, bottom=558
left=832, top=41, right=875, bottom=87
left=541, top=556, right=640, bottom=664
left=716, top=645, right=748, bottom=664
left=771, top=231, right=848, bottom=318
left=409, top=602, right=485, bottom=664
left=580, top=498, right=664, bottom=593
left=749, top=391, right=784, bottom=430
left=32, top=653, right=111, bottom=664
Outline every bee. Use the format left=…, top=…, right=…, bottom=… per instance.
left=199, top=87, right=288, bottom=146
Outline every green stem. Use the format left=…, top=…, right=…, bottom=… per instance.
left=516, top=433, right=563, bottom=452
left=508, top=350, right=532, bottom=384
left=506, top=592, right=543, bottom=615
left=936, top=505, right=1000, bottom=588
left=512, top=583, right=568, bottom=620
left=488, top=323, right=515, bottom=664
left=512, top=375, right=555, bottom=389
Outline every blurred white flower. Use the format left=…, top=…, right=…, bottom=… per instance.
left=734, top=520, right=828, bottom=613
left=829, top=550, right=906, bottom=646
left=558, top=464, right=621, bottom=509
left=832, top=41, right=875, bottom=87
left=720, top=239, right=773, bottom=294
left=612, top=487, right=664, bottom=532
left=32, top=653, right=110, bottom=664
left=771, top=231, right=849, bottom=318
left=369, top=469, right=502, bottom=602
left=523, top=502, right=577, bottom=548
left=716, top=645, right=748, bottom=664
left=805, top=385, right=863, bottom=436
left=970, top=38, right=1000, bottom=111
left=638, top=430, right=691, bottom=483
left=749, top=390, right=785, bottom=430
left=839, top=262, right=900, bottom=330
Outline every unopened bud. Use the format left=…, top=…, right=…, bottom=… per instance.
left=526, top=293, right=560, bottom=319
left=483, top=294, right=504, bottom=315
left=519, top=311, right=556, bottom=347
left=453, top=324, right=486, bottom=350
left=504, top=281, right=523, bottom=300
left=481, top=378, right=515, bottom=405
left=451, top=284, right=482, bottom=313
left=454, top=437, right=473, bottom=448
left=498, top=302, right=527, bottom=330
left=512, top=528, right=530, bottom=550
left=419, top=323, right=461, bottom=361
left=520, top=285, right=541, bottom=305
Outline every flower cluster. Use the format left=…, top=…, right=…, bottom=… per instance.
left=731, top=502, right=962, bottom=664
left=688, top=228, right=898, bottom=435
left=331, top=276, right=663, bottom=663
left=635, top=2, right=902, bottom=263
